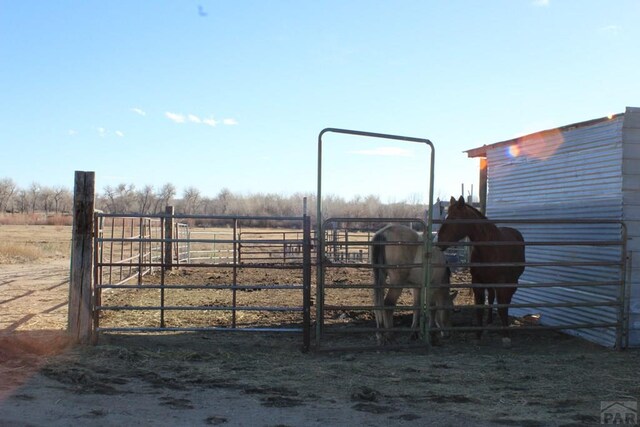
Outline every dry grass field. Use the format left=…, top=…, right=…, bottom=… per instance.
left=0, top=224, right=639, bottom=426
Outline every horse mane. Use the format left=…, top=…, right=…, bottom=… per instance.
left=463, top=202, right=487, bottom=220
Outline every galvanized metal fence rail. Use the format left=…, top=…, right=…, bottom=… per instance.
left=433, top=218, right=628, bottom=349
left=316, top=217, right=436, bottom=351
left=92, top=212, right=312, bottom=350
left=313, top=216, right=628, bottom=350
left=95, top=215, right=165, bottom=286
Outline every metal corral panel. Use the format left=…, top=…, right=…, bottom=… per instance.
left=622, top=107, right=640, bottom=347
left=485, top=115, right=627, bottom=347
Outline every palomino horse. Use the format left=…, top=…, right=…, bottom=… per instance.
left=371, top=224, right=455, bottom=345
left=437, top=196, right=525, bottom=348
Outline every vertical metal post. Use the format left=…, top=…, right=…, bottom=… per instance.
left=128, top=218, right=134, bottom=279
left=187, top=228, right=192, bottom=263
left=422, top=144, right=436, bottom=348
left=138, top=217, right=144, bottom=286
left=92, top=212, right=102, bottom=344
left=160, top=215, right=166, bottom=328
left=479, top=158, right=488, bottom=215
left=316, top=132, right=325, bottom=346
left=302, top=214, right=312, bottom=352
left=119, top=218, right=125, bottom=282
left=108, top=217, right=114, bottom=285
left=282, top=232, right=287, bottom=263
left=345, top=229, right=350, bottom=262
left=164, top=206, right=174, bottom=270
left=232, top=218, right=238, bottom=328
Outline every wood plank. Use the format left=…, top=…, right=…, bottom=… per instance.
left=68, top=171, right=95, bottom=344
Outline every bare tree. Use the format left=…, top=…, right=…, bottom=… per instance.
left=103, top=183, right=136, bottom=213
left=103, top=185, right=117, bottom=213
left=0, top=178, right=16, bottom=212
left=214, top=188, right=233, bottom=215
left=182, top=187, right=201, bottom=214
left=40, top=187, right=54, bottom=214
left=200, top=197, right=214, bottom=215
left=136, top=185, right=155, bottom=214
left=154, top=183, right=176, bottom=213
left=16, top=190, right=27, bottom=213
left=53, top=186, right=71, bottom=213
left=116, top=183, right=136, bottom=213
left=28, top=182, right=41, bottom=213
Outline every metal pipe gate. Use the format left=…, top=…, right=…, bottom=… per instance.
left=316, top=128, right=437, bottom=350
left=92, top=212, right=312, bottom=351
left=312, top=216, right=628, bottom=350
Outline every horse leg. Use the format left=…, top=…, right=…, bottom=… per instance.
left=410, top=287, right=421, bottom=341
left=380, top=287, right=402, bottom=345
left=472, top=287, right=485, bottom=341
left=496, top=288, right=514, bottom=348
left=487, top=287, right=495, bottom=325
left=429, top=306, right=441, bottom=346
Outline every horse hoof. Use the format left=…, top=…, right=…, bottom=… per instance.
left=376, top=334, right=397, bottom=346
left=501, top=337, right=512, bottom=348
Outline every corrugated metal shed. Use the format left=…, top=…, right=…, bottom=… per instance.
left=622, top=107, right=640, bottom=347
left=465, top=107, right=640, bottom=348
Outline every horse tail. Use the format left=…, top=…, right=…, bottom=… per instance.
left=371, top=230, right=387, bottom=309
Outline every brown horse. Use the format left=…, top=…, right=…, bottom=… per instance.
left=371, top=224, right=456, bottom=345
left=437, top=196, right=525, bottom=348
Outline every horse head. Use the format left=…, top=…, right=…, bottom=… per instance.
left=437, top=196, right=476, bottom=249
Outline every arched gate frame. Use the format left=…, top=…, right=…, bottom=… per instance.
left=316, top=128, right=436, bottom=349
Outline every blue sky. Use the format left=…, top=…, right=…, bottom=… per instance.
left=1, top=1, right=638, bottom=203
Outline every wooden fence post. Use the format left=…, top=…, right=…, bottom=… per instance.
left=68, top=171, right=95, bottom=344
left=164, top=206, right=174, bottom=270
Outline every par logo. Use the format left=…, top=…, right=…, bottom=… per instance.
left=601, top=401, right=637, bottom=425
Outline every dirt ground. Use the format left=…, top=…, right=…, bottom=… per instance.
left=1, top=249, right=640, bottom=425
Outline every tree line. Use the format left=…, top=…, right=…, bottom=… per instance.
left=0, top=178, right=73, bottom=215
left=0, top=177, right=429, bottom=227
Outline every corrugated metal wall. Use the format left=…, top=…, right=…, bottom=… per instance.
left=622, top=107, right=640, bottom=347
left=485, top=116, right=627, bottom=347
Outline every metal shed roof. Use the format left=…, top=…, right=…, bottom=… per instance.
left=465, top=112, right=626, bottom=159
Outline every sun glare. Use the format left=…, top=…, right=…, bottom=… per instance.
left=516, top=129, right=564, bottom=161
left=507, top=145, right=520, bottom=158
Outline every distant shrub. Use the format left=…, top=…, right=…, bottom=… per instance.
left=46, top=215, right=73, bottom=226
left=0, top=213, right=72, bottom=226
left=0, top=242, right=44, bottom=264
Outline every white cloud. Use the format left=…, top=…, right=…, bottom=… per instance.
left=68, top=129, right=78, bottom=136
left=203, top=117, right=218, bottom=127
left=188, top=114, right=202, bottom=123
left=164, top=111, right=237, bottom=127
left=350, top=147, right=412, bottom=157
left=115, top=130, right=124, bottom=137
left=532, top=0, right=549, bottom=6
left=131, top=107, right=146, bottom=116
left=165, top=112, right=186, bottom=123
left=97, top=127, right=107, bottom=137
